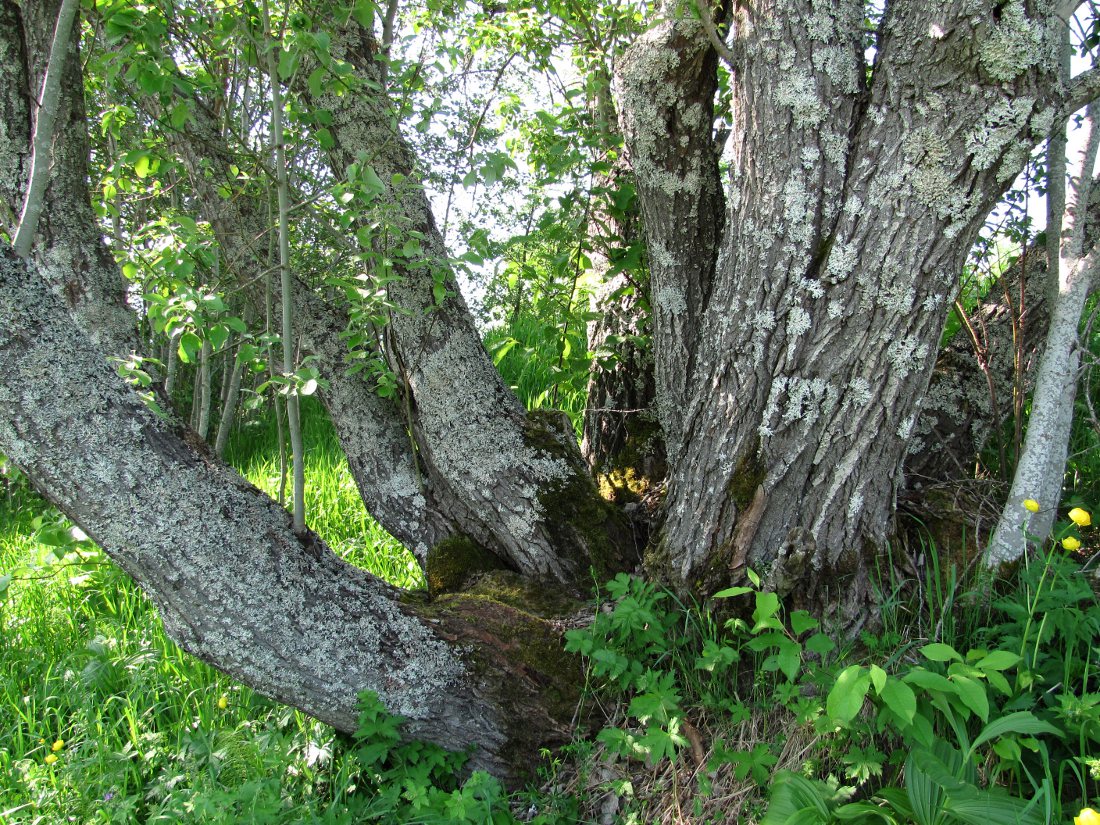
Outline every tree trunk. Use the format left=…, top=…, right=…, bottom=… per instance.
left=619, top=3, right=1085, bottom=623
left=1, top=0, right=135, bottom=357
left=292, top=22, right=636, bottom=585
left=0, top=246, right=583, bottom=780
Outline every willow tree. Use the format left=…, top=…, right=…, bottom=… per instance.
left=2, top=0, right=1099, bottom=777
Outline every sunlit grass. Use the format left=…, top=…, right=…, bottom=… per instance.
left=0, top=400, right=422, bottom=822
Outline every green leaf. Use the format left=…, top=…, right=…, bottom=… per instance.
left=904, top=750, right=950, bottom=825
left=789, top=610, right=819, bottom=636
left=714, top=586, right=754, bottom=599
left=805, top=633, right=836, bottom=655
left=760, top=772, right=831, bottom=825
left=869, top=664, right=887, bottom=694
left=277, top=47, right=298, bottom=80
left=776, top=639, right=803, bottom=682
left=308, top=66, right=326, bottom=98
left=942, top=787, right=1044, bottom=825
left=950, top=674, right=988, bottom=722
left=973, top=650, right=1021, bottom=672
left=878, top=678, right=917, bottom=725
left=920, top=643, right=962, bottom=663
left=169, top=101, right=190, bottom=129
left=133, top=152, right=156, bottom=179
left=752, top=591, right=782, bottom=632
left=827, top=665, right=870, bottom=724
left=225, top=316, right=248, bottom=334
left=904, top=669, right=956, bottom=694
left=208, top=324, right=230, bottom=352
left=178, top=331, right=201, bottom=363
left=969, top=711, right=1061, bottom=754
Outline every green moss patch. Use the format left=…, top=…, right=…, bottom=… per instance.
left=424, top=535, right=506, bottom=596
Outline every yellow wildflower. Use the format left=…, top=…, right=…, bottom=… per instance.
left=51, top=739, right=64, bottom=752
left=1075, top=808, right=1100, bottom=825
left=1023, top=499, right=1040, bottom=513
left=44, top=754, right=58, bottom=765
left=1063, top=536, right=1082, bottom=552
left=217, top=695, right=228, bottom=710
left=1069, top=507, right=1092, bottom=527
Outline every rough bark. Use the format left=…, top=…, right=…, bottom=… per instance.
left=0, top=245, right=583, bottom=780
left=620, top=2, right=1083, bottom=622
left=2, top=0, right=136, bottom=356
left=168, top=100, right=456, bottom=561
left=616, top=14, right=723, bottom=462
left=296, top=21, right=635, bottom=585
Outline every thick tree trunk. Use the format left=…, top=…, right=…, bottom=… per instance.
left=293, top=22, right=635, bottom=585
left=0, top=246, right=582, bottom=780
left=619, top=3, right=1081, bottom=622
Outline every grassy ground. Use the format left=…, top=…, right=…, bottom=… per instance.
left=2, top=398, right=1098, bottom=824
left=0, top=400, right=421, bottom=823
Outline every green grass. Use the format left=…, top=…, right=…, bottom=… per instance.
left=0, top=400, right=422, bottom=823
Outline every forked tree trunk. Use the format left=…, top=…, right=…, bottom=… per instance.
left=618, top=4, right=1094, bottom=624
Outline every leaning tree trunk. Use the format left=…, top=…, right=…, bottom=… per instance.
left=0, top=247, right=581, bottom=780
left=619, top=3, right=1092, bottom=625
left=293, top=21, right=636, bottom=585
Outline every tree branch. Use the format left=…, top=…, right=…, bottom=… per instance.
left=12, top=0, right=78, bottom=257
left=692, top=0, right=737, bottom=69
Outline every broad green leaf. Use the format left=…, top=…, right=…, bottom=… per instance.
left=869, top=664, right=887, bottom=694
left=905, top=750, right=951, bottom=825
left=208, top=324, right=230, bottom=352
left=789, top=610, right=819, bottom=636
left=878, top=678, right=917, bottom=725
left=178, top=331, right=201, bottom=363
left=805, top=633, right=835, bottom=655
left=752, top=591, right=782, bottom=631
left=827, top=665, right=870, bottom=724
left=969, top=711, right=1061, bottom=754
left=942, top=787, right=1043, bottom=825
left=904, top=669, right=956, bottom=694
left=950, top=674, right=988, bottom=721
left=133, top=152, right=155, bottom=179
left=973, top=650, right=1021, bottom=672
left=920, top=643, right=962, bottom=663
left=776, top=638, right=802, bottom=682
left=760, top=772, right=831, bottom=825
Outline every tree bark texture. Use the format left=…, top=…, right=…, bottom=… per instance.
left=0, top=245, right=583, bottom=779
left=0, top=0, right=136, bottom=357
left=619, top=2, right=1085, bottom=621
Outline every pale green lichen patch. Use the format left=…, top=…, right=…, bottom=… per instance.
left=979, top=1, right=1042, bottom=82
left=904, top=127, right=954, bottom=210
left=774, top=73, right=826, bottom=129
left=966, top=97, right=1034, bottom=171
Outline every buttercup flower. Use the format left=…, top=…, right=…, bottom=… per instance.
left=51, top=739, right=64, bottom=752
left=1063, top=536, right=1082, bottom=552
left=1069, top=507, right=1092, bottom=527
left=218, top=695, right=228, bottom=710
left=44, top=754, right=58, bottom=765
left=1075, top=808, right=1100, bottom=825
left=1023, top=498, right=1040, bottom=513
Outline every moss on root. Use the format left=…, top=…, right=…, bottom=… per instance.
left=424, top=535, right=506, bottom=596
left=417, top=570, right=587, bottom=779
